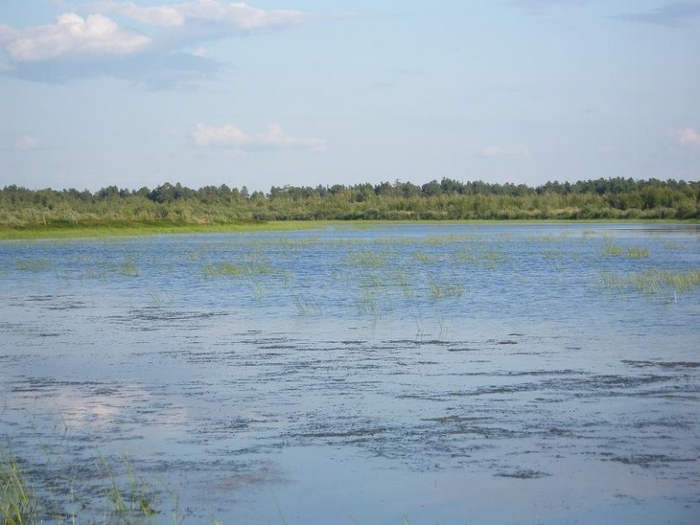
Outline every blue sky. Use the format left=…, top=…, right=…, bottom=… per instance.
left=1, top=0, right=699, bottom=192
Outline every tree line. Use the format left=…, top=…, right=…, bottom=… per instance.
left=1, top=177, right=698, bottom=228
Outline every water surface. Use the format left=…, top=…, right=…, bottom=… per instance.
left=1, top=223, right=699, bottom=524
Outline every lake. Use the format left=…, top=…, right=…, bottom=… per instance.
left=1, top=222, right=699, bottom=524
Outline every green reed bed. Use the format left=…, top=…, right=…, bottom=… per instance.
left=201, top=262, right=274, bottom=277
left=599, top=269, right=700, bottom=300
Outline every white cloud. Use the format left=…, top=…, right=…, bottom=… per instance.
left=675, top=126, right=700, bottom=148
left=0, top=13, right=150, bottom=63
left=12, top=135, right=40, bottom=150
left=82, top=0, right=307, bottom=31
left=193, top=122, right=326, bottom=151
left=0, top=2, right=312, bottom=87
left=481, top=145, right=531, bottom=160
left=193, top=122, right=250, bottom=147
left=83, top=1, right=185, bottom=27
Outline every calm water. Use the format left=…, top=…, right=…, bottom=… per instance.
left=1, top=222, right=699, bottom=524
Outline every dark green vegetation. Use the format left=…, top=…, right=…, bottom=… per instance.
left=1, top=177, right=698, bottom=237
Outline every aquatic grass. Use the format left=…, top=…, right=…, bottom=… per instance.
left=598, top=271, right=625, bottom=290
left=427, top=278, right=464, bottom=299
left=0, top=450, right=39, bottom=525
left=542, top=250, right=564, bottom=260
left=98, top=452, right=159, bottom=521
left=413, top=250, right=438, bottom=264
left=202, top=262, right=274, bottom=277
left=0, top=446, right=170, bottom=525
left=664, top=242, right=686, bottom=250
left=600, top=243, right=623, bottom=256
left=601, top=243, right=650, bottom=259
left=249, top=278, right=266, bottom=299
left=481, top=250, right=507, bottom=268
left=294, top=295, right=320, bottom=315
left=356, top=288, right=379, bottom=316
left=395, top=270, right=414, bottom=298
left=202, top=263, right=242, bottom=276
left=114, top=259, right=140, bottom=277
left=148, top=290, right=173, bottom=308
left=348, top=251, right=388, bottom=268
left=599, top=269, right=700, bottom=300
left=626, top=246, right=651, bottom=259
left=14, top=259, right=51, bottom=272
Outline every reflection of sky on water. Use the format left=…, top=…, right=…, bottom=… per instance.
left=1, top=223, right=699, bottom=524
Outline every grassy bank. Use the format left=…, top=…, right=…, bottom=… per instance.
left=0, top=220, right=330, bottom=240
left=2, top=218, right=697, bottom=240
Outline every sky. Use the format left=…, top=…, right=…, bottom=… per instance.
left=0, top=0, right=699, bottom=192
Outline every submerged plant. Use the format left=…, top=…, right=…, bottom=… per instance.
left=14, top=259, right=51, bottom=272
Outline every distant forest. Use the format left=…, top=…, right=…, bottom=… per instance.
left=1, top=177, right=699, bottom=228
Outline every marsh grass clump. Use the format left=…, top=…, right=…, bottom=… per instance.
left=626, top=246, right=651, bottom=259
left=202, top=262, right=274, bottom=277
left=203, top=263, right=242, bottom=276
left=348, top=251, right=388, bottom=268
left=427, top=278, right=464, bottom=299
left=481, top=250, right=507, bottom=268
left=601, top=243, right=623, bottom=256
left=114, top=259, right=140, bottom=277
left=599, top=269, right=700, bottom=300
left=601, top=243, right=650, bottom=259
left=0, top=450, right=39, bottom=525
left=413, top=250, right=438, bottom=264
left=599, top=271, right=625, bottom=290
